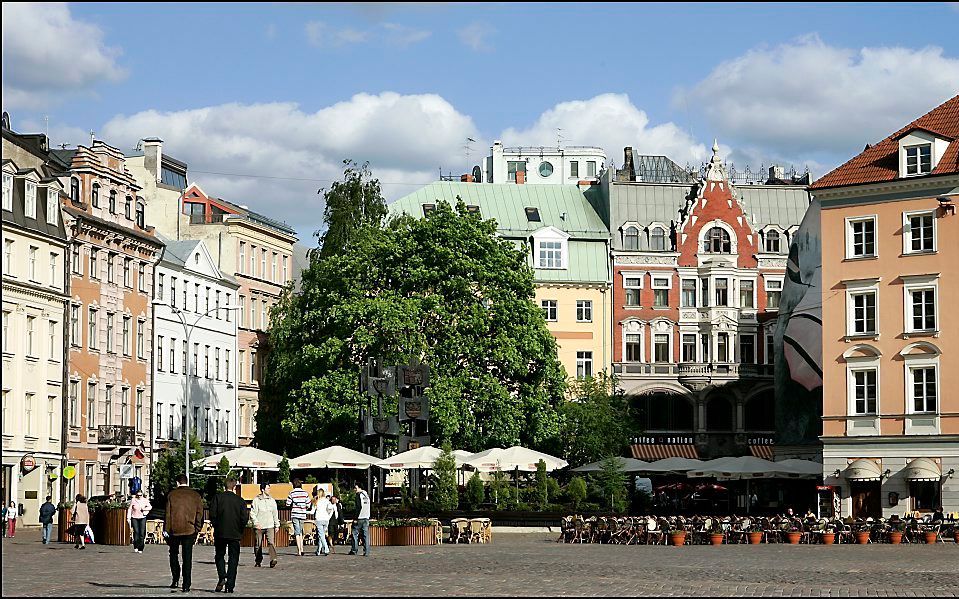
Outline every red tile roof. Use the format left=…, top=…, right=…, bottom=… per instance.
left=811, top=94, right=959, bottom=190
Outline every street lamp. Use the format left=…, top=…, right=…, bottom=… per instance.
left=153, top=300, right=240, bottom=485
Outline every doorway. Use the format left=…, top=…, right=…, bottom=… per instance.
left=850, top=481, right=881, bottom=518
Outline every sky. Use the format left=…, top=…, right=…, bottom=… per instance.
left=3, top=2, right=959, bottom=241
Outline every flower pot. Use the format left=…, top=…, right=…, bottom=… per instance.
left=709, top=533, right=724, bottom=545
left=786, top=532, right=802, bottom=544
left=923, top=531, right=937, bottom=544
left=668, top=531, right=687, bottom=546
left=887, top=531, right=902, bottom=545
left=953, top=531, right=959, bottom=544
left=855, top=531, right=871, bottom=544
left=747, top=532, right=764, bottom=545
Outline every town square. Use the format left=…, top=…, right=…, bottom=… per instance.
left=2, top=2, right=958, bottom=597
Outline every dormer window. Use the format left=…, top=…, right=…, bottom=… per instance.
left=650, top=226, right=667, bottom=251
left=422, top=203, right=436, bottom=217
left=46, top=189, right=58, bottom=226
left=25, top=181, right=37, bottom=219
left=623, top=226, right=640, bottom=250
left=524, top=207, right=541, bottom=222
left=465, top=204, right=480, bottom=216
left=538, top=240, right=563, bottom=269
left=905, top=144, right=932, bottom=176
left=764, top=230, right=781, bottom=253
left=2, top=172, right=12, bottom=211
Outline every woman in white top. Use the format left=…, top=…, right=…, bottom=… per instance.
left=311, top=488, right=335, bottom=556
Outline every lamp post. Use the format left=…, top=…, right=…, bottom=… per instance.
left=153, top=300, right=240, bottom=486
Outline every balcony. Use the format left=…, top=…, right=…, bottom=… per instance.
left=97, top=424, right=136, bottom=446
left=613, top=362, right=773, bottom=381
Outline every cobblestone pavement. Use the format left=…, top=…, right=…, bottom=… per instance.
left=2, top=529, right=957, bottom=597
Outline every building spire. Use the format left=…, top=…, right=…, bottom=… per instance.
left=704, top=138, right=728, bottom=182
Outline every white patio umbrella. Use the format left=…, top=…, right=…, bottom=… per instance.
left=572, top=457, right=650, bottom=473
left=463, top=446, right=568, bottom=473
left=634, top=457, right=703, bottom=474
left=199, top=446, right=282, bottom=483
left=375, top=445, right=472, bottom=470
left=688, top=456, right=780, bottom=479
left=290, top=445, right=379, bottom=470
left=771, top=459, right=822, bottom=479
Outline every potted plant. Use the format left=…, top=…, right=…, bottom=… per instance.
left=819, top=521, right=837, bottom=545
left=922, top=528, right=938, bottom=544
left=887, top=520, right=905, bottom=545
left=747, top=523, right=764, bottom=545
left=708, top=521, right=724, bottom=546
left=854, top=522, right=871, bottom=545
left=667, top=522, right=687, bottom=546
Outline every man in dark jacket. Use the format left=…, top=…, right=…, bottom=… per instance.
left=164, top=475, right=204, bottom=593
left=210, top=478, right=248, bottom=593
left=38, top=496, right=57, bottom=545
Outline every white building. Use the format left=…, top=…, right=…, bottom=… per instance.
left=152, top=237, right=239, bottom=457
left=481, top=141, right=606, bottom=185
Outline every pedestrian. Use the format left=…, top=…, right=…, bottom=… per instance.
left=39, top=496, right=57, bottom=545
left=250, top=482, right=279, bottom=568
left=126, top=490, right=152, bottom=553
left=327, top=495, right=343, bottom=552
left=0, top=502, right=6, bottom=538
left=5, top=500, right=17, bottom=538
left=311, top=488, right=334, bottom=556
left=69, top=495, right=90, bottom=549
left=210, top=478, right=247, bottom=594
left=164, top=475, right=204, bottom=592
left=348, top=483, right=371, bottom=557
left=285, top=478, right=310, bottom=557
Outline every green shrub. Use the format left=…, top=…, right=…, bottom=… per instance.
left=304, top=474, right=318, bottom=484
left=277, top=452, right=291, bottom=483
left=432, top=441, right=459, bottom=512
left=546, top=477, right=561, bottom=503
left=465, top=472, right=485, bottom=510
left=534, top=460, right=548, bottom=511
left=567, top=476, right=587, bottom=509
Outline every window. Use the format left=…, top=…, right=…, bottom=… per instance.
left=194, top=283, right=200, bottom=312
left=161, top=166, right=188, bottom=189
left=169, top=337, right=177, bottom=374
left=157, top=336, right=164, bottom=371
left=3, top=239, right=11, bottom=274
left=87, top=382, right=96, bottom=428
left=135, top=202, right=145, bottom=228
left=25, top=393, right=34, bottom=436
left=682, top=334, right=697, bottom=362
left=623, top=226, right=639, bottom=250
left=700, top=278, right=710, bottom=307
left=541, top=300, right=557, bottom=322
left=48, top=395, right=56, bottom=439
left=215, top=348, right=221, bottom=380
left=106, top=253, right=115, bottom=283
left=215, top=290, right=221, bottom=318
left=106, top=313, right=114, bottom=353
left=524, top=207, right=541, bottom=222
left=847, top=217, right=876, bottom=258
left=249, top=244, right=257, bottom=275
left=421, top=203, right=436, bottom=217
left=650, top=227, right=667, bottom=251
left=717, top=332, right=729, bottom=362
left=49, top=252, right=57, bottom=286
left=1, top=311, right=8, bottom=353
left=28, top=246, right=37, bottom=280
left=26, top=315, right=36, bottom=356
left=88, top=308, right=98, bottom=350
left=260, top=300, right=267, bottom=328
left=851, top=291, right=877, bottom=335
left=764, top=230, right=781, bottom=253
left=766, top=279, right=782, bottom=310
left=652, top=277, right=670, bottom=308
left=538, top=161, right=553, bottom=177
left=654, top=333, right=670, bottom=362
left=271, top=252, right=277, bottom=282
left=225, top=349, right=231, bottom=383
left=2, top=172, right=12, bottom=210
left=905, top=144, right=932, bottom=175
left=260, top=248, right=267, bottom=278
left=25, top=181, right=37, bottom=219
left=740, top=335, right=755, bottom=364
left=538, top=240, right=563, bottom=269
left=125, top=196, right=132, bottom=219
left=215, top=409, right=221, bottom=443
left=909, top=288, right=936, bottom=332
left=169, top=405, right=175, bottom=439
left=625, top=332, right=642, bottom=362
left=123, top=258, right=131, bottom=287
left=910, top=366, right=937, bottom=413
left=206, top=286, right=211, bottom=313
left=570, top=161, right=579, bottom=178
left=104, top=385, right=113, bottom=426
left=109, top=190, right=116, bottom=214
left=239, top=294, right=246, bottom=327
left=46, top=190, right=58, bottom=225
left=282, top=256, right=288, bottom=283
left=225, top=411, right=230, bottom=443
left=586, top=161, right=596, bottom=177
left=72, top=243, right=81, bottom=274
left=576, top=300, right=592, bottom=322
left=225, top=293, right=232, bottom=322
left=740, top=280, right=754, bottom=309
left=135, top=389, right=143, bottom=433
left=250, top=298, right=258, bottom=329
left=250, top=351, right=258, bottom=383
left=157, top=273, right=164, bottom=301
left=48, top=320, right=57, bottom=359
left=121, top=388, right=129, bottom=426
left=182, top=279, right=188, bottom=311
left=704, top=227, right=731, bottom=253
left=715, top=278, right=728, bottom=307
left=84, top=464, right=94, bottom=498
left=239, top=351, right=246, bottom=383
left=910, top=480, right=941, bottom=512
left=69, top=381, right=79, bottom=427
left=193, top=343, right=199, bottom=376
left=624, top=274, right=642, bottom=307
left=138, top=262, right=147, bottom=291
left=680, top=279, right=696, bottom=307
left=70, top=305, right=80, bottom=346
left=852, top=369, right=878, bottom=414
left=576, top=351, right=593, bottom=379
left=507, top=161, right=526, bottom=182
left=91, top=183, right=99, bottom=207
left=136, top=319, right=145, bottom=358
left=905, top=212, right=935, bottom=253
left=205, top=408, right=211, bottom=443
left=204, top=345, right=211, bottom=378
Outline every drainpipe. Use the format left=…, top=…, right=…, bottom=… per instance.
left=60, top=234, right=71, bottom=507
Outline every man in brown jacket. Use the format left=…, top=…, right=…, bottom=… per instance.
left=164, top=475, right=204, bottom=592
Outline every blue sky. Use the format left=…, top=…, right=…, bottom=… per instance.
left=3, top=2, right=959, bottom=239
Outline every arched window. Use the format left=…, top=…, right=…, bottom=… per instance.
left=650, top=227, right=667, bottom=251
left=637, top=391, right=694, bottom=431
left=109, top=190, right=117, bottom=214
left=744, top=390, right=775, bottom=431
left=765, top=230, right=781, bottom=253
left=135, top=201, right=145, bottom=229
left=125, top=196, right=133, bottom=219
left=704, top=226, right=731, bottom=253
left=91, top=182, right=99, bottom=207
left=705, top=396, right=734, bottom=431
left=70, top=177, right=80, bottom=202
left=624, top=226, right=640, bottom=250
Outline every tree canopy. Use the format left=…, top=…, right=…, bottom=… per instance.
left=552, top=371, right=631, bottom=467
left=258, top=197, right=566, bottom=455
left=316, top=160, right=388, bottom=259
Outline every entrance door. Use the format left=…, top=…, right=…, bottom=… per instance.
left=850, top=481, right=881, bottom=518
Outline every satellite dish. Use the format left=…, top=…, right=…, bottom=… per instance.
left=472, top=165, right=482, bottom=183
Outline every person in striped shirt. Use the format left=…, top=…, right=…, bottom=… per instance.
left=286, top=479, right=311, bottom=557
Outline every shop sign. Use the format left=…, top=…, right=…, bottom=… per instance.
left=20, top=454, right=37, bottom=474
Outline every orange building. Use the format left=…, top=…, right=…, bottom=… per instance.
left=54, top=141, right=164, bottom=498
left=812, top=95, right=959, bottom=518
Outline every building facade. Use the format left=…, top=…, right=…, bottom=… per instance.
left=152, top=238, right=240, bottom=457
left=812, top=95, right=959, bottom=518
left=389, top=182, right=613, bottom=383
left=56, top=141, right=164, bottom=499
left=599, top=144, right=810, bottom=460
left=480, top=141, right=607, bottom=185
left=2, top=124, right=69, bottom=524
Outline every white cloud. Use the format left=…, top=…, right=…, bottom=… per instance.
left=457, top=22, right=494, bottom=52
left=382, top=23, right=431, bottom=47
left=500, top=93, right=709, bottom=168
left=305, top=21, right=370, bottom=47
left=100, top=93, right=480, bottom=238
left=1, top=2, right=126, bottom=109
left=676, top=35, right=959, bottom=156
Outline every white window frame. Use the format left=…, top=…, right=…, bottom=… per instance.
left=621, top=271, right=645, bottom=307
left=575, top=350, right=593, bottom=379
left=844, top=215, right=878, bottom=259
left=541, top=299, right=558, bottom=322
left=907, top=363, right=938, bottom=415
left=651, top=274, right=671, bottom=309
left=902, top=209, right=936, bottom=255
left=46, top=189, right=58, bottom=226
left=848, top=366, right=879, bottom=416
left=844, top=278, right=880, bottom=338
left=576, top=300, right=592, bottom=323
left=622, top=225, right=640, bottom=251
left=739, top=278, right=756, bottom=309
left=537, top=240, right=564, bottom=269
left=680, top=278, right=697, bottom=308
left=652, top=331, right=672, bottom=363
left=681, top=333, right=697, bottom=363
left=900, top=344, right=941, bottom=434
left=844, top=346, right=881, bottom=436
left=623, top=325, right=644, bottom=363
left=763, top=228, right=782, bottom=254
left=24, top=180, right=37, bottom=219
left=764, top=276, right=784, bottom=312
left=902, top=274, right=938, bottom=335
left=1, top=172, right=12, bottom=211
left=738, top=333, right=757, bottom=364
left=903, top=143, right=932, bottom=176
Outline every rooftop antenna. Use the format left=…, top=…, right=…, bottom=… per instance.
left=89, top=129, right=95, bottom=146
left=557, top=127, right=566, bottom=150
left=465, top=137, right=475, bottom=173
left=44, top=115, right=49, bottom=139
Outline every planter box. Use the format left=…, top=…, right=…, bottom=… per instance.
left=91, top=507, right=131, bottom=546
left=241, top=525, right=291, bottom=549
left=57, top=509, right=75, bottom=543
left=366, top=525, right=440, bottom=546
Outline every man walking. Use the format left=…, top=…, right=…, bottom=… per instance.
left=38, top=496, right=57, bottom=545
left=210, top=478, right=247, bottom=593
left=348, top=483, right=371, bottom=557
left=250, top=483, right=279, bottom=568
left=285, top=479, right=310, bottom=556
left=164, top=475, right=204, bottom=592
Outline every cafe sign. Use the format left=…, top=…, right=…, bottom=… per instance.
left=20, top=454, right=38, bottom=474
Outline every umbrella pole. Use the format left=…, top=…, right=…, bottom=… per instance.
left=746, top=479, right=750, bottom=515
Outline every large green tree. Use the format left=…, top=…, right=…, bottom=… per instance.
left=316, top=160, right=388, bottom=259
left=258, top=198, right=566, bottom=454
left=553, top=371, right=631, bottom=467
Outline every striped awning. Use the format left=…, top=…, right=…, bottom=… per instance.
left=631, top=444, right=699, bottom=460
left=749, top=445, right=775, bottom=460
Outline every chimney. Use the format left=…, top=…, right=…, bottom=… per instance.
left=460, top=174, right=474, bottom=183
left=142, top=137, right=164, bottom=182
left=516, top=169, right=525, bottom=185
left=622, top=147, right=636, bottom=181
left=769, top=165, right=784, bottom=181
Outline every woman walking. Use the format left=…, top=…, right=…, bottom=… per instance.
left=126, top=490, right=152, bottom=553
left=327, top=495, right=343, bottom=552
left=70, top=495, right=90, bottom=549
left=312, top=489, right=334, bottom=556
left=4, top=500, right=16, bottom=538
